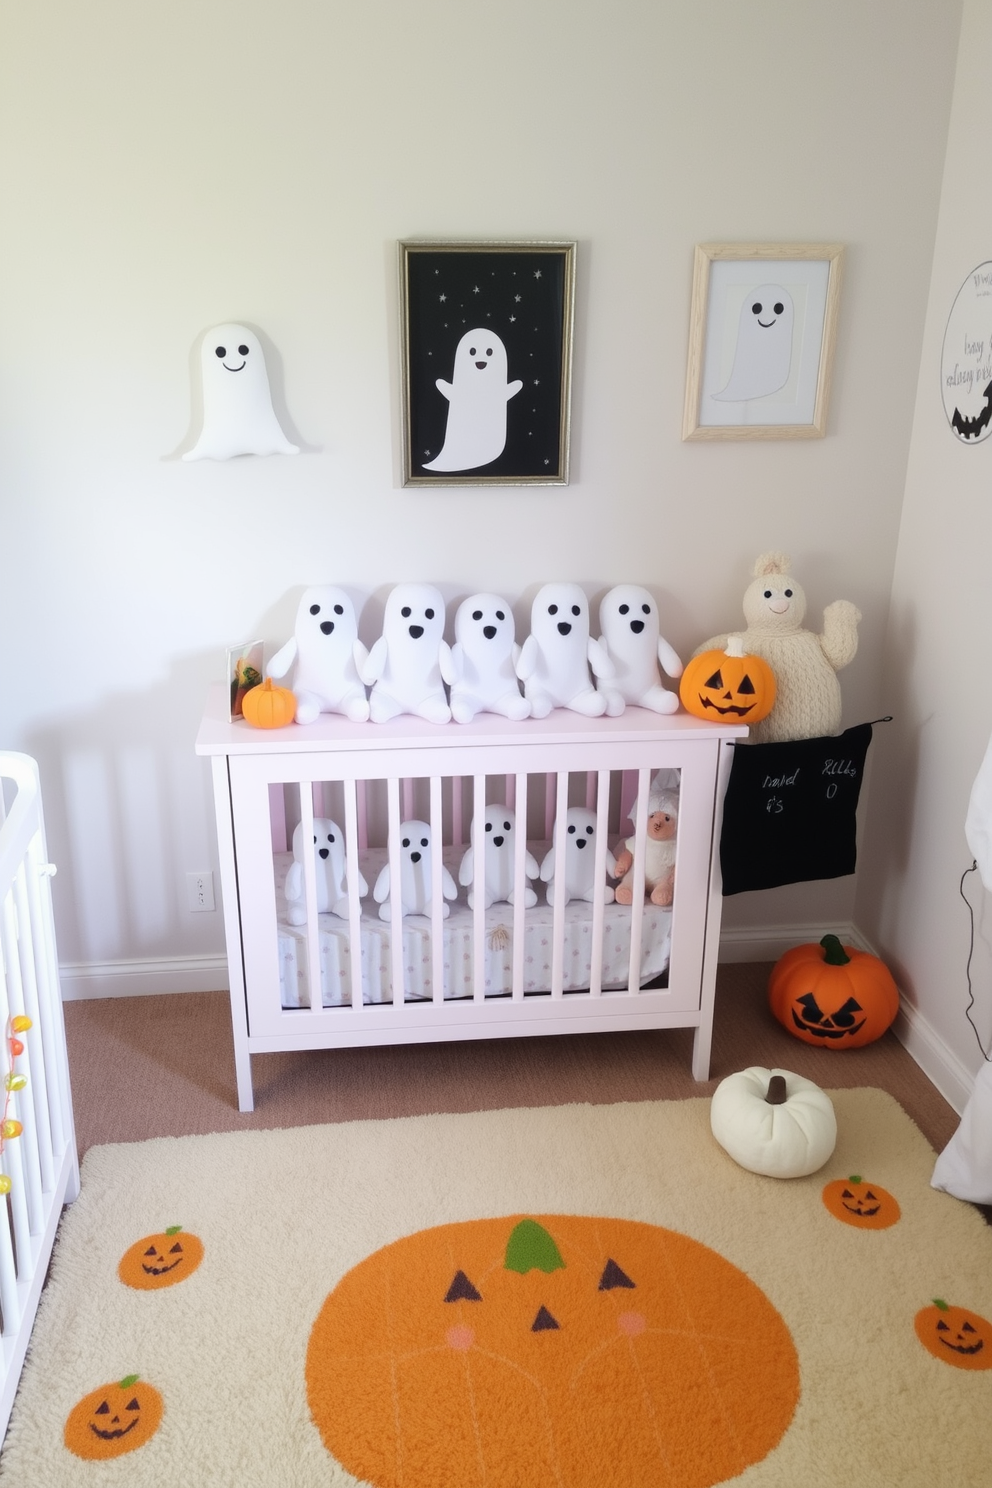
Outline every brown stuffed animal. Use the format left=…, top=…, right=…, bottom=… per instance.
left=614, top=786, right=678, bottom=907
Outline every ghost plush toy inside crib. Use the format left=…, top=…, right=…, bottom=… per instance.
left=540, top=806, right=617, bottom=907
left=373, top=820, right=458, bottom=920
left=284, top=818, right=367, bottom=924
left=458, top=805, right=539, bottom=908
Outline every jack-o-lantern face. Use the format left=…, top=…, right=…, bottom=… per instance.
left=307, top=1214, right=799, bottom=1488
left=769, top=936, right=900, bottom=1050
left=679, top=637, right=776, bottom=724
left=821, top=1175, right=901, bottom=1230
left=64, top=1374, right=164, bottom=1460
left=118, top=1224, right=204, bottom=1291
left=915, top=1299, right=992, bottom=1370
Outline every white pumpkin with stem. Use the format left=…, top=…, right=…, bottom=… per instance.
left=710, top=1066, right=837, bottom=1178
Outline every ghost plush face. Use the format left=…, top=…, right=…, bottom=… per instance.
left=457, top=805, right=539, bottom=907
left=741, top=562, right=807, bottom=634
left=450, top=593, right=529, bottom=722
left=267, top=585, right=369, bottom=723
left=540, top=806, right=617, bottom=907
left=363, top=584, right=453, bottom=724
left=517, top=583, right=608, bottom=718
left=712, top=285, right=795, bottom=402
left=372, top=819, right=458, bottom=919
left=597, top=584, right=682, bottom=715
left=183, top=322, right=299, bottom=460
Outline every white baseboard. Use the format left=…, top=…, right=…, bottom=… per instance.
left=59, top=954, right=229, bottom=1001
left=717, top=921, right=873, bottom=963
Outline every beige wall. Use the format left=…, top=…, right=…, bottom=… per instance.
left=858, top=0, right=992, bottom=1108
left=0, top=5, right=961, bottom=990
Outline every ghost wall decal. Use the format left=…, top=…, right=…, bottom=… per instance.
left=712, top=285, right=794, bottom=402
left=183, top=323, right=299, bottom=460
left=422, top=328, right=522, bottom=471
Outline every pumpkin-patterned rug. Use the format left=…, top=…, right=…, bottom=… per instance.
left=0, top=1090, right=989, bottom=1486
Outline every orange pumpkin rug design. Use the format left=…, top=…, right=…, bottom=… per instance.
left=118, top=1224, right=204, bottom=1290
left=307, top=1213, right=798, bottom=1488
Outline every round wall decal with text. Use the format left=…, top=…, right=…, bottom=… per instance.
left=942, top=262, right=992, bottom=442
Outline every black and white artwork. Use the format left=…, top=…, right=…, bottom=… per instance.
left=400, top=242, right=575, bottom=486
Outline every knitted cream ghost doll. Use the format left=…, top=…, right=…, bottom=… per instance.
left=694, top=552, right=861, bottom=744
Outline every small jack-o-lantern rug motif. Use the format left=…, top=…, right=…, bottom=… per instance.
left=0, top=1091, right=990, bottom=1486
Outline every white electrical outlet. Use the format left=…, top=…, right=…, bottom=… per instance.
left=187, top=871, right=215, bottom=912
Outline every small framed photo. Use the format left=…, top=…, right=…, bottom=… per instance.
left=400, top=240, right=576, bottom=486
left=227, top=640, right=263, bottom=721
left=682, top=242, right=844, bottom=441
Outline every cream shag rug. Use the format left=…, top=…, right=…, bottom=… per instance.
left=1, top=1090, right=990, bottom=1486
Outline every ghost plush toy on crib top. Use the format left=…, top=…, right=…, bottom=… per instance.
left=540, top=806, right=617, bottom=907
left=373, top=820, right=458, bottom=920
left=361, top=584, right=454, bottom=724
left=266, top=586, right=370, bottom=723
left=183, top=323, right=299, bottom=461
left=284, top=819, right=368, bottom=924
left=597, top=584, right=683, bottom=716
left=694, top=552, right=861, bottom=745
left=613, top=785, right=679, bottom=908
left=516, top=583, right=614, bottom=719
left=458, top=805, right=539, bottom=908
left=449, top=594, right=530, bottom=724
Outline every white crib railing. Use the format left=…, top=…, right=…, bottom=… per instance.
left=0, top=753, right=79, bottom=1442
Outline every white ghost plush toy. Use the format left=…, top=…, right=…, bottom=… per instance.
left=458, top=805, right=539, bottom=908
left=362, top=584, right=454, bottom=724
left=597, top=585, right=683, bottom=716
left=373, top=820, right=458, bottom=920
left=266, top=586, right=370, bottom=723
left=449, top=594, right=530, bottom=724
left=540, top=806, right=617, bottom=908
left=183, top=323, right=299, bottom=460
left=516, top=583, right=614, bottom=719
left=423, top=328, right=523, bottom=472
left=284, top=819, right=367, bottom=924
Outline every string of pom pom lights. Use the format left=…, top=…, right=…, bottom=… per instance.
left=0, top=1016, right=32, bottom=1195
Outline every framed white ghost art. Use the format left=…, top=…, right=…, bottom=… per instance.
left=399, top=240, right=575, bottom=486
left=682, top=243, right=844, bottom=441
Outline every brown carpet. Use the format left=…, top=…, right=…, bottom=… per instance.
left=63, top=961, right=962, bottom=1157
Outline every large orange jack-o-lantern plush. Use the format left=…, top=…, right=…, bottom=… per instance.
left=306, top=1214, right=799, bottom=1488
left=118, top=1224, right=204, bottom=1290
left=678, top=634, right=777, bottom=725
left=769, top=934, right=900, bottom=1049
left=821, top=1175, right=901, bottom=1229
left=64, top=1374, right=163, bottom=1460
left=914, top=1299, right=992, bottom=1370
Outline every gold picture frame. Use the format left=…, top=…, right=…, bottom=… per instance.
left=682, top=242, right=844, bottom=441
left=399, top=239, right=575, bottom=486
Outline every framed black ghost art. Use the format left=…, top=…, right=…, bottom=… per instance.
left=399, top=240, right=575, bottom=486
left=682, top=242, right=844, bottom=441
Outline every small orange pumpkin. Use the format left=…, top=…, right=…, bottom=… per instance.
left=769, top=934, right=900, bottom=1049
left=64, top=1374, right=163, bottom=1460
left=679, top=634, right=776, bottom=724
left=306, top=1213, right=799, bottom=1488
left=914, top=1298, right=992, bottom=1370
left=118, top=1224, right=204, bottom=1291
left=821, top=1175, right=901, bottom=1229
left=241, top=676, right=297, bottom=729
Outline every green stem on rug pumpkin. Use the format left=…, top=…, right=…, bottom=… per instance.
left=819, top=934, right=851, bottom=965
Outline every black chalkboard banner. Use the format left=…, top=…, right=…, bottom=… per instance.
left=719, top=722, right=875, bottom=895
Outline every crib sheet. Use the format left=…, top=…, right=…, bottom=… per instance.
left=273, top=848, right=672, bottom=1008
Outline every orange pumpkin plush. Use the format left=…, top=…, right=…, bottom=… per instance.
left=64, top=1374, right=163, bottom=1460
left=118, top=1224, right=204, bottom=1290
left=679, top=634, right=776, bottom=724
left=241, top=676, right=296, bottom=729
left=306, top=1214, right=799, bottom=1488
left=769, top=934, right=899, bottom=1049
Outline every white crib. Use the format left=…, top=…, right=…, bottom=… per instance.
left=197, top=688, right=746, bottom=1112
left=0, top=754, right=79, bottom=1441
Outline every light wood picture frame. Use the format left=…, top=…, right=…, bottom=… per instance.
left=682, top=242, right=844, bottom=441
left=399, top=240, right=575, bottom=486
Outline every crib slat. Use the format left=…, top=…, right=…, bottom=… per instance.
left=550, top=770, right=569, bottom=997
left=587, top=772, right=610, bottom=998
left=429, top=776, right=445, bottom=1005
left=386, top=780, right=405, bottom=1005
left=626, top=768, right=650, bottom=993
left=511, top=773, right=528, bottom=1001
left=471, top=776, right=486, bottom=1003
left=343, top=780, right=364, bottom=1010
left=296, top=786, right=322, bottom=1015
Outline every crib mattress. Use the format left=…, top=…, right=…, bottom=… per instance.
left=273, top=849, right=672, bottom=1008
